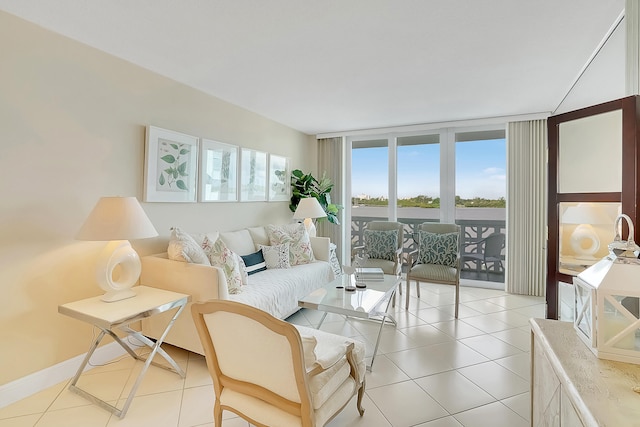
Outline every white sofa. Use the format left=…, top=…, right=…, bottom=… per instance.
left=139, top=225, right=334, bottom=355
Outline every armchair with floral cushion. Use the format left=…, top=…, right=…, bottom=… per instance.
left=352, top=221, right=405, bottom=276
left=405, top=223, right=461, bottom=316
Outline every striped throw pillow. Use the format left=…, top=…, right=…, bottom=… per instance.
left=241, top=250, right=267, bottom=275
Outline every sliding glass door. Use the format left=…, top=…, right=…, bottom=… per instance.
left=347, top=127, right=506, bottom=286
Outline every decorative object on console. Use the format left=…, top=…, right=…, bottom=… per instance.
left=562, top=203, right=611, bottom=260
left=573, top=214, right=640, bottom=364
left=144, top=126, right=199, bottom=203
left=292, top=197, right=327, bottom=238
left=289, top=169, right=342, bottom=225
left=76, top=196, right=158, bottom=302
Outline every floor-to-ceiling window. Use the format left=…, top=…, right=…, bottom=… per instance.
left=455, top=130, right=506, bottom=284
left=347, top=127, right=506, bottom=286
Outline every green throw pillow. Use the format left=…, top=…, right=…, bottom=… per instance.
left=364, top=229, right=398, bottom=261
left=418, top=231, right=458, bottom=267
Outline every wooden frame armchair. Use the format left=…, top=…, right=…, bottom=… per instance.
left=352, top=221, right=405, bottom=276
left=191, top=300, right=365, bottom=427
left=406, top=223, right=461, bottom=317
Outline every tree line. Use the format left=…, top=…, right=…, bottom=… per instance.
left=352, top=195, right=506, bottom=208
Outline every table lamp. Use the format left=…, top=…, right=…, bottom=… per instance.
left=76, top=196, right=158, bottom=302
left=293, top=197, right=327, bottom=237
left=562, top=203, right=611, bottom=260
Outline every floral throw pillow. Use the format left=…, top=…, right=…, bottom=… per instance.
left=258, top=243, right=291, bottom=269
left=167, top=227, right=211, bottom=265
left=202, top=236, right=243, bottom=294
left=267, top=223, right=315, bottom=265
left=418, top=231, right=458, bottom=268
left=363, top=229, right=398, bottom=261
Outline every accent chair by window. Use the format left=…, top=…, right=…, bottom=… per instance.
left=406, top=223, right=461, bottom=317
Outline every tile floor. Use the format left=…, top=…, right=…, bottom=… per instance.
left=0, top=280, right=546, bottom=427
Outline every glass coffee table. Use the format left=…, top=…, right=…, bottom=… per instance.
left=298, top=274, right=401, bottom=370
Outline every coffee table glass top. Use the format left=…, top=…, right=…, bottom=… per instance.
left=298, top=274, right=399, bottom=318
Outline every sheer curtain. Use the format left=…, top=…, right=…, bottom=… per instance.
left=316, top=137, right=344, bottom=262
left=506, top=120, right=547, bottom=296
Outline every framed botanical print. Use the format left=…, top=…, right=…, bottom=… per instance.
left=199, top=139, right=239, bottom=202
left=240, top=148, right=267, bottom=202
left=144, top=126, right=198, bottom=202
left=268, top=154, right=290, bottom=201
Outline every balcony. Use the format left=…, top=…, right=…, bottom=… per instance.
left=351, top=213, right=506, bottom=285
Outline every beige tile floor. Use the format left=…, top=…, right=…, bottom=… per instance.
left=0, top=280, right=545, bottom=427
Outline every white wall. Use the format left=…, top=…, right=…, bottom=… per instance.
left=0, top=11, right=315, bottom=384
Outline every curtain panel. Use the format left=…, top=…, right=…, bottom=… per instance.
left=506, top=120, right=547, bottom=296
left=316, top=137, right=344, bottom=263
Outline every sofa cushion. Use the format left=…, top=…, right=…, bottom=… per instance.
left=267, top=223, right=315, bottom=266
left=241, top=250, right=267, bottom=275
left=248, top=226, right=270, bottom=247
left=167, top=227, right=211, bottom=265
left=202, top=236, right=243, bottom=294
left=259, top=243, right=291, bottom=269
left=220, top=229, right=256, bottom=256
left=229, top=261, right=333, bottom=319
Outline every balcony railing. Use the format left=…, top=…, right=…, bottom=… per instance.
left=351, top=216, right=506, bottom=280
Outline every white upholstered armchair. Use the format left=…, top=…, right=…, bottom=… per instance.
left=191, top=300, right=366, bottom=427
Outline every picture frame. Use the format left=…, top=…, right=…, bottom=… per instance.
left=240, top=148, right=267, bottom=202
left=268, top=154, right=290, bottom=201
left=144, top=126, right=199, bottom=202
left=199, top=139, right=239, bottom=202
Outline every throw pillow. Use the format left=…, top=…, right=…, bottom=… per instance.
left=241, top=250, right=267, bottom=275
left=363, top=229, right=398, bottom=261
left=167, top=227, right=211, bottom=265
left=202, top=236, right=243, bottom=294
left=235, top=253, right=249, bottom=285
left=258, top=243, right=291, bottom=269
left=418, top=231, right=458, bottom=268
left=266, top=223, right=315, bottom=266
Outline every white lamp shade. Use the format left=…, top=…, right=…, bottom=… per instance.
left=562, top=203, right=611, bottom=225
left=76, top=197, right=158, bottom=241
left=76, top=197, right=157, bottom=302
left=292, top=197, right=327, bottom=220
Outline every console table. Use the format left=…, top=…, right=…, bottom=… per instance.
left=530, top=318, right=640, bottom=426
left=58, top=286, right=190, bottom=418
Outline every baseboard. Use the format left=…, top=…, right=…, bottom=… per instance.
left=0, top=341, right=128, bottom=408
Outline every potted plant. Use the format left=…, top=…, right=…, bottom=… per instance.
left=290, top=169, right=342, bottom=224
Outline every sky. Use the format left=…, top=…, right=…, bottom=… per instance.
left=352, top=138, right=506, bottom=199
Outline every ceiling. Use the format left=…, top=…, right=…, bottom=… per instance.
left=0, top=1, right=626, bottom=135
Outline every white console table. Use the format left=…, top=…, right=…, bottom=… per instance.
left=530, top=318, right=640, bottom=426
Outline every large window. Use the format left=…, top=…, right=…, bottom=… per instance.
left=348, top=127, right=506, bottom=285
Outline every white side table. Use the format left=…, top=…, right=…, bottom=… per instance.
left=58, top=286, right=190, bottom=418
left=329, top=242, right=342, bottom=276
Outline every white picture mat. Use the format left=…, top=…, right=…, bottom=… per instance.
left=240, top=148, right=267, bottom=201
left=268, top=154, right=290, bottom=201
left=199, top=139, right=239, bottom=202
left=144, top=126, right=198, bottom=202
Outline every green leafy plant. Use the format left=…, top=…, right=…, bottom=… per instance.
left=158, top=141, right=191, bottom=191
left=290, top=169, right=342, bottom=225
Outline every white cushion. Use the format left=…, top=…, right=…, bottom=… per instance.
left=248, top=226, right=270, bottom=247
left=220, top=229, right=256, bottom=256
left=167, top=227, right=211, bottom=265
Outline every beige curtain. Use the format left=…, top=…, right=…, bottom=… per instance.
left=506, top=119, right=547, bottom=296
left=316, top=137, right=344, bottom=262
